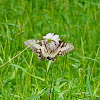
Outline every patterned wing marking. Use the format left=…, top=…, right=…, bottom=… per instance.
left=60, top=42, right=74, bottom=55
left=24, top=39, right=42, bottom=52
left=24, top=39, right=44, bottom=60
left=44, top=42, right=74, bottom=60
left=41, top=41, right=48, bottom=58
left=49, top=42, right=64, bottom=58
left=24, top=40, right=74, bottom=61
left=41, top=42, right=64, bottom=61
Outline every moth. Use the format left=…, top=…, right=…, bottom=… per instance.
left=24, top=39, right=74, bottom=61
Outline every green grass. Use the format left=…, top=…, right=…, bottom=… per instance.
left=0, top=0, right=100, bottom=100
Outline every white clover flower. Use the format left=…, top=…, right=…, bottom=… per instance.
left=43, top=33, right=60, bottom=50
left=43, top=33, right=60, bottom=42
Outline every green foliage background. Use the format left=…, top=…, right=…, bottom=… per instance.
left=0, top=0, right=100, bottom=100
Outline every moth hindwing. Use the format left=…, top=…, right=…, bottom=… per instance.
left=24, top=40, right=74, bottom=61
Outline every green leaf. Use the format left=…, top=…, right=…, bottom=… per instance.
left=47, top=60, right=52, bottom=73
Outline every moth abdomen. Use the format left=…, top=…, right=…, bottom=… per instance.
left=47, top=56, right=52, bottom=60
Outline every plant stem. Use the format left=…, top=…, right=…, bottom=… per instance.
left=47, top=60, right=53, bottom=100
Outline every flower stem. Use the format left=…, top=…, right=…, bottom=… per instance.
left=47, top=60, right=54, bottom=100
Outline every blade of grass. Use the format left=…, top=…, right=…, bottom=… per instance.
left=47, top=60, right=52, bottom=73
left=10, top=64, right=45, bottom=81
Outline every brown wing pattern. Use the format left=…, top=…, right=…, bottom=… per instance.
left=24, top=39, right=44, bottom=60
left=24, top=39, right=42, bottom=52
left=60, top=42, right=74, bottom=55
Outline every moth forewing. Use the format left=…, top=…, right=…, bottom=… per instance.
left=24, top=39, right=42, bottom=53
left=41, top=41, right=49, bottom=58
left=24, top=39, right=37, bottom=46
left=60, top=43, right=74, bottom=55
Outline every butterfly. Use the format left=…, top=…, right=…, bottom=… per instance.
left=24, top=39, right=74, bottom=61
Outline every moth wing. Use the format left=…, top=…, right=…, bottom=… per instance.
left=24, top=39, right=42, bottom=53
left=60, top=42, right=74, bottom=55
